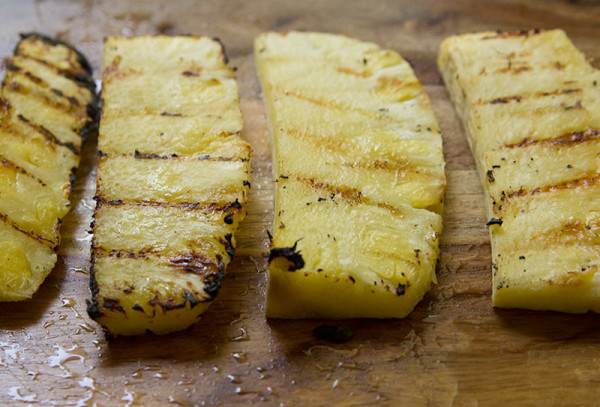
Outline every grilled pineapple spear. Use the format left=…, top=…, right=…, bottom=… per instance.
left=0, top=33, right=96, bottom=301
left=439, top=29, right=600, bottom=313
left=87, top=36, right=251, bottom=336
left=255, top=32, right=446, bottom=318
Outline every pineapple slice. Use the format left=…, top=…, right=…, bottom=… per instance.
left=255, top=32, right=445, bottom=318
left=0, top=33, right=96, bottom=301
left=87, top=36, right=251, bottom=336
left=438, top=29, right=600, bottom=312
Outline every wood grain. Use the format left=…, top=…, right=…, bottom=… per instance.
left=1, top=0, right=600, bottom=405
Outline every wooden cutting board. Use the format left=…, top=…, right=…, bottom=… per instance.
left=1, top=1, right=600, bottom=405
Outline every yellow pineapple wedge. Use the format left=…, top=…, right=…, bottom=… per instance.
left=0, top=33, right=97, bottom=301
left=255, top=32, right=446, bottom=318
left=438, top=29, right=600, bottom=312
left=87, top=36, right=251, bottom=336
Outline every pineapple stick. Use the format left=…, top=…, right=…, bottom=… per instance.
left=438, top=29, right=600, bottom=312
left=0, top=33, right=97, bottom=301
left=87, top=36, right=251, bottom=336
left=255, top=32, right=446, bottom=318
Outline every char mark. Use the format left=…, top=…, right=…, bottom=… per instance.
left=482, top=89, right=580, bottom=105
left=169, top=253, right=221, bottom=276
left=505, top=128, right=600, bottom=149
left=94, top=196, right=242, bottom=213
left=507, top=173, right=600, bottom=200
left=16, top=114, right=81, bottom=154
left=481, top=29, right=543, bottom=40
left=203, top=262, right=225, bottom=299
left=0, top=154, right=47, bottom=187
left=268, top=240, right=305, bottom=271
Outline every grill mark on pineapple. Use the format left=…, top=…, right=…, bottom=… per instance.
left=526, top=218, right=600, bottom=248
left=94, top=247, right=159, bottom=259
left=4, top=78, right=86, bottom=116
left=94, top=196, right=244, bottom=213
left=6, top=62, right=88, bottom=108
left=293, top=176, right=405, bottom=216
left=131, top=150, right=250, bottom=162
left=0, top=154, right=48, bottom=187
left=283, top=128, right=440, bottom=177
left=9, top=55, right=96, bottom=92
left=340, top=160, right=443, bottom=180
left=298, top=176, right=364, bottom=203
left=17, top=33, right=93, bottom=75
left=480, top=29, right=544, bottom=40
left=0, top=212, right=55, bottom=247
left=506, top=173, right=600, bottom=200
left=0, top=118, right=58, bottom=153
left=276, top=86, right=405, bottom=125
left=504, top=128, right=600, bottom=150
left=14, top=114, right=81, bottom=155
left=168, top=253, right=222, bottom=275
left=478, top=88, right=581, bottom=105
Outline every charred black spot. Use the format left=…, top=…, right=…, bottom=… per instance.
left=160, top=111, right=182, bottom=117
left=396, top=283, right=406, bottom=296
left=158, top=300, right=187, bottom=311
left=223, top=233, right=235, bottom=259
left=134, top=150, right=171, bottom=159
left=224, top=212, right=234, bottom=224
left=486, top=218, right=503, bottom=226
left=203, top=264, right=225, bottom=299
left=67, top=96, right=80, bottom=106
left=490, top=96, right=521, bottom=104
left=487, top=170, right=495, bottom=183
left=279, top=174, right=289, bottom=179
left=97, top=150, right=107, bottom=158
left=317, top=197, right=326, bottom=202
left=68, top=171, right=77, bottom=189
left=182, top=70, right=199, bottom=77
left=243, top=180, right=251, bottom=188
left=132, top=304, right=144, bottom=312
left=86, top=299, right=102, bottom=318
left=266, top=230, right=273, bottom=242
left=23, top=71, right=42, bottom=84
left=313, top=325, right=354, bottom=344
left=5, top=62, right=19, bottom=72
left=51, top=88, right=64, bottom=97
left=183, top=291, right=202, bottom=308
left=107, top=199, right=123, bottom=205
left=103, top=297, right=125, bottom=313
left=169, top=254, right=220, bottom=275
left=268, top=240, right=305, bottom=271
left=73, top=73, right=96, bottom=92
left=349, top=275, right=356, bottom=283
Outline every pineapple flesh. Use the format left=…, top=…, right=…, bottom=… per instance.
left=255, top=32, right=446, bottom=318
left=87, top=36, right=251, bottom=336
left=0, top=33, right=96, bottom=301
left=438, top=29, right=600, bottom=312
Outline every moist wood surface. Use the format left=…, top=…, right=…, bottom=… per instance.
left=0, top=0, right=599, bottom=405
